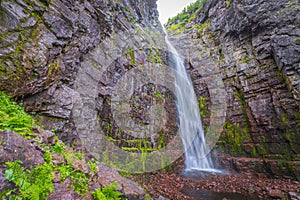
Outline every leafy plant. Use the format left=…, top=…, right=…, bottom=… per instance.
left=0, top=93, right=123, bottom=200
left=92, top=183, right=122, bottom=200
left=166, top=0, right=206, bottom=30
left=3, top=160, right=54, bottom=200
left=226, top=0, right=231, bottom=7
left=0, top=91, right=35, bottom=137
left=51, top=141, right=65, bottom=154
left=92, top=189, right=107, bottom=200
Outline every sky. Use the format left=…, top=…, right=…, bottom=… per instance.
left=157, top=0, right=197, bottom=24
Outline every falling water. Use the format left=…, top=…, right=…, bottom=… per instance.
left=164, top=30, right=217, bottom=172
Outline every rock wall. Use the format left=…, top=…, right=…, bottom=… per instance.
left=168, top=0, right=300, bottom=179
left=1, top=0, right=300, bottom=180
left=0, top=0, right=166, bottom=144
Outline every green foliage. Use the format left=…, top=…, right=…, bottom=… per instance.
left=88, top=160, right=98, bottom=174
left=226, top=0, right=231, bottom=8
left=101, top=183, right=122, bottom=199
left=126, top=49, right=135, bottom=66
left=0, top=91, right=35, bottom=137
left=3, top=160, right=54, bottom=200
left=51, top=141, right=64, bottom=154
left=155, top=92, right=163, bottom=99
left=166, top=0, right=206, bottom=30
left=47, top=61, right=60, bottom=78
left=91, top=183, right=122, bottom=200
left=0, top=93, right=124, bottom=200
left=92, top=189, right=107, bottom=200
left=199, top=96, right=208, bottom=117
left=221, top=122, right=251, bottom=156
left=146, top=48, right=162, bottom=64
left=1, top=144, right=101, bottom=199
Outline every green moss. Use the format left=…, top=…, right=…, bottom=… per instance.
left=221, top=122, right=250, bottom=156
left=0, top=94, right=124, bottom=199
left=287, top=1, right=299, bottom=8
left=193, top=20, right=211, bottom=34
left=256, top=144, right=268, bottom=156
left=278, top=1, right=299, bottom=15
left=126, top=49, right=135, bottom=66
left=47, top=61, right=60, bottom=78
left=0, top=5, right=7, bottom=27
left=279, top=161, right=296, bottom=177
left=252, top=147, right=258, bottom=157
left=239, top=54, right=254, bottom=64
left=146, top=48, right=162, bottom=64
left=199, top=96, right=209, bottom=118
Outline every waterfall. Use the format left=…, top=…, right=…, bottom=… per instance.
left=164, top=30, right=217, bottom=172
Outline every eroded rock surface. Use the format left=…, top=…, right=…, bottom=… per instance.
left=0, top=0, right=162, bottom=145
left=168, top=0, right=300, bottom=180
left=0, top=130, right=44, bottom=168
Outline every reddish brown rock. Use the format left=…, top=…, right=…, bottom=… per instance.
left=47, top=190, right=84, bottom=200
left=71, top=158, right=90, bottom=174
left=268, top=189, right=284, bottom=198
left=0, top=130, right=44, bottom=169
left=51, top=153, right=65, bottom=165
left=96, top=162, right=145, bottom=200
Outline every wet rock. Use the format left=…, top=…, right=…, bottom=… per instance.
left=0, top=130, right=44, bottom=169
left=289, top=192, right=300, bottom=200
left=96, top=163, right=145, bottom=200
left=32, top=126, right=56, bottom=145
left=53, top=183, right=67, bottom=191
left=51, top=153, right=65, bottom=165
left=156, top=195, right=170, bottom=200
left=0, top=1, right=29, bottom=29
left=268, top=189, right=284, bottom=198
left=47, top=190, right=83, bottom=200
left=71, top=158, right=90, bottom=174
left=169, top=0, right=300, bottom=180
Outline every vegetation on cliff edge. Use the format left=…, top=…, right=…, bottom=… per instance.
left=166, top=0, right=206, bottom=31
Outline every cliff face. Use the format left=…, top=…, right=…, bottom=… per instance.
left=168, top=0, right=300, bottom=179
left=1, top=0, right=300, bottom=180
left=0, top=0, right=166, bottom=143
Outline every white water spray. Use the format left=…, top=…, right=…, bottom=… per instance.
left=164, top=30, right=218, bottom=172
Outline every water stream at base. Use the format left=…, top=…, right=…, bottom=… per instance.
left=164, top=30, right=220, bottom=173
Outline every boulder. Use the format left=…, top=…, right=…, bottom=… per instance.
left=0, top=130, right=44, bottom=169
left=96, top=162, right=145, bottom=200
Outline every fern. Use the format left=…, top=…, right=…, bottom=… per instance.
left=92, top=189, right=107, bottom=200
left=101, top=183, right=122, bottom=200
left=0, top=91, right=35, bottom=137
left=92, top=183, right=122, bottom=200
left=0, top=94, right=124, bottom=199
left=2, top=160, right=54, bottom=200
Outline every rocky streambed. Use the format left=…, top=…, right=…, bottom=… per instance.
left=131, top=160, right=300, bottom=200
